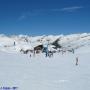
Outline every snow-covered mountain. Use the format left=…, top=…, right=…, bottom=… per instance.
left=0, top=33, right=90, bottom=53
left=0, top=33, right=90, bottom=90
left=0, top=39, right=90, bottom=90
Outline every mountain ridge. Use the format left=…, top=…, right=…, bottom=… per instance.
left=0, top=33, right=90, bottom=53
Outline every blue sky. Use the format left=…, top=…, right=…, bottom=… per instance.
left=0, top=0, right=90, bottom=35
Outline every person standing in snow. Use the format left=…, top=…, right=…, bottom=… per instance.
left=14, top=41, right=16, bottom=46
left=72, top=48, right=74, bottom=54
left=30, top=54, right=31, bottom=57
left=76, top=57, right=78, bottom=66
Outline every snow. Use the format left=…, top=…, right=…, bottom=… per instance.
left=0, top=33, right=90, bottom=53
left=0, top=33, right=90, bottom=90
left=0, top=47, right=90, bottom=90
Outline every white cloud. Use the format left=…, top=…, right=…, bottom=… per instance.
left=18, top=11, right=39, bottom=21
left=18, top=15, right=26, bottom=21
left=61, top=6, right=83, bottom=12
left=51, top=6, right=83, bottom=12
left=18, top=6, right=83, bottom=20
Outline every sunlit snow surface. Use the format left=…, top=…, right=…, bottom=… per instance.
left=0, top=48, right=90, bottom=90
left=0, top=33, right=90, bottom=90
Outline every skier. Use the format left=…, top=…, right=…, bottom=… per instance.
left=30, top=54, right=31, bottom=57
left=76, top=57, right=78, bottom=66
left=14, top=41, right=16, bottom=46
left=45, top=48, right=48, bottom=57
left=72, top=48, right=74, bottom=54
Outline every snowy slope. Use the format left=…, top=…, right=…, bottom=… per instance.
left=58, top=33, right=90, bottom=49
left=0, top=46, right=90, bottom=90
left=0, top=33, right=90, bottom=53
left=0, top=33, right=90, bottom=90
